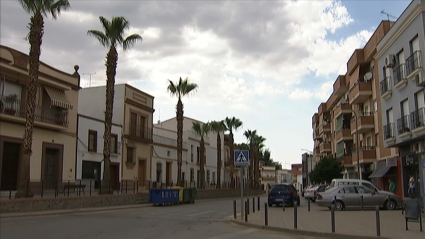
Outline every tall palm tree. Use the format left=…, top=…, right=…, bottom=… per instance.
left=253, top=135, right=266, bottom=188
left=224, top=117, right=243, bottom=188
left=209, top=120, right=226, bottom=188
left=243, top=129, right=257, bottom=187
left=192, top=121, right=210, bottom=189
left=88, top=16, right=142, bottom=194
left=16, top=0, right=71, bottom=199
left=167, top=77, right=198, bottom=186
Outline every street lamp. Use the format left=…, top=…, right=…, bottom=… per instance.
left=301, top=149, right=314, bottom=185
left=335, top=104, right=361, bottom=180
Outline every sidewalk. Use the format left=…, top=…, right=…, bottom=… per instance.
left=232, top=203, right=424, bottom=239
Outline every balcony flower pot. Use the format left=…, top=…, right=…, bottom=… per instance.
left=416, top=121, right=423, bottom=127
left=4, top=94, right=17, bottom=115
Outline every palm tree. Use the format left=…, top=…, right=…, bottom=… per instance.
left=209, top=120, right=226, bottom=188
left=253, top=135, right=266, bottom=188
left=224, top=117, right=243, bottom=188
left=88, top=16, right=142, bottom=194
left=192, top=121, right=210, bottom=189
left=16, top=0, right=71, bottom=199
left=167, top=77, right=198, bottom=186
left=243, top=129, right=257, bottom=187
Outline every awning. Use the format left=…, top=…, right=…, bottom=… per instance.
left=369, top=161, right=391, bottom=178
left=44, top=85, right=73, bottom=110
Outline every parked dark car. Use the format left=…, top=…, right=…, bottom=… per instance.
left=267, top=183, right=300, bottom=207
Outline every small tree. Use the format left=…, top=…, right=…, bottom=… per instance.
left=309, top=156, right=344, bottom=184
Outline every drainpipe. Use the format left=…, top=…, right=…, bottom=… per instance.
left=75, top=114, right=79, bottom=180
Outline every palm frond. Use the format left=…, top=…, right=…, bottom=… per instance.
left=87, top=30, right=110, bottom=48
left=123, top=34, right=142, bottom=51
left=49, top=0, right=70, bottom=19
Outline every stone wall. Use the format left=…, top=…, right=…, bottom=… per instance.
left=0, top=189, right=264, bottom=213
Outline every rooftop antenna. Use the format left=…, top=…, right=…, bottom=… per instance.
left=82, top=72, right=96, bottom=87
left=157, top=108, right=161, bottom=124
left=381, top=10, right=397, bottom=21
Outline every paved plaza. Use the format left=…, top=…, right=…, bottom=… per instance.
left=233, top=197, right=424, bottom=239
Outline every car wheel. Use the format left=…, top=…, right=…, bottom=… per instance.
left=334, top=200, right=344, bottom=211
left=297, top=199, right=300, bottom=206
left=385, top=199, right=397, bottom=210
left=268, top=203, right=272, bottom=207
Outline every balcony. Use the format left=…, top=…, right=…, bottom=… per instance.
left=383, top=123, right=396, bottom=144
left=350, top=112, right=374, bottom=134
left=334, top=103, right=351, bottom=118
left=338, top=153, right=353, bottom=166
left=393, top=64, right=407, bottom=90
left=347, top=49, right=364, bottom=75
left=0, top=94, right=68, bottom=129
left=352, top=146, right=376, bottom=164
left=396, top=115, right=411, bottom=140
left=380, top=77, right=392, bottom=100
left=129, top=123, right=153, bottom=141
left=349, top=78, right=372, bottom=104
left=318, top=103, right=328, bottom=115
left=406, top=50, right=422, bottom=80
left=313, top=128, right=320, bottom=140
left=410, top=108, right=425, bottom=136
left=319, top=142, right=331, bottom=154
left=261, top=177, right=276, bottom=182
left=312, top=113, right=318, bottom=127
left=333, top=75, right=348, bottom=96
left=318, top=122, right=331, bottom=135
left=335, top=127, right=353, bottom=143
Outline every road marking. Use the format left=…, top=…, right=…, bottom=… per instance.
left=207, top=228, right=258, bottom=239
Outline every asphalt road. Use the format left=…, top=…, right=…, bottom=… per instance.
left=0, top=196, right=322, bottom=239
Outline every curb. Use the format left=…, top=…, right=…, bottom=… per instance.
left=230, top=219, right=390, bottom=239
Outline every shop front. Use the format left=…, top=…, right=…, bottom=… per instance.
left=401, top=153, right=424, bottom=202
left=369, top=157, right=402, bottom=198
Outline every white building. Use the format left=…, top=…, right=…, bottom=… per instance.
left=276, top=169, right=291, bottom=183
left=260, top=164, right=276, bottom=190
left=76, top=114, right=123, bottom=191
left=154, top=116, right=224, bottom=188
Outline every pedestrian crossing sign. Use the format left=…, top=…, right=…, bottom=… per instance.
left=234, top=150, right=249, bottom=166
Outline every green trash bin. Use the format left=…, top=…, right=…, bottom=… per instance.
left=183, top=188, right=197, bottom=203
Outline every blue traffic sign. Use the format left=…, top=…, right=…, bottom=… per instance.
left=234, top=150, right=249, bottom=166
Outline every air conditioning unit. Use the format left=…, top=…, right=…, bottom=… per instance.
left=415, top=71, right=424, bottom=86
left=385, top=54, right=396, bottom=68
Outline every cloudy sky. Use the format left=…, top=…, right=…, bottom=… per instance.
left=1, top=0, right=410, bottom=168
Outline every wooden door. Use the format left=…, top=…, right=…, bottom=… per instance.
left=138, top=160, right=146, bottom=187
left=1, top=142, right=20, bottom=190
left=110, top=163, right=119, bottom=191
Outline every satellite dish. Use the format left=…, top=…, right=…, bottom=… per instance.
left=364, top=72, right=373, bottom=81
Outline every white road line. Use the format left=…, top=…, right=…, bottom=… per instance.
left=207, top=228, right=259, bottom=239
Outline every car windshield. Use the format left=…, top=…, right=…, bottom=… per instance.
left=272, top=185, right=290, bottom=191
left=316, top=185, right=327, bottom=192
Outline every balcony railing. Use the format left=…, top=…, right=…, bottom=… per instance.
left=396, top=115, right=411, bottom=134
left=383, top=123, right=395, bottom=140
left=406, top=50, right=422, bottom=76
left=380, top=77, right=392, bottom=97
left=410, top=108, right=425, bottom=130
left=129, top=123, right=153, bottom=140
left=352, top=146, right=376, bottom=162
left=393, top=64, right=406, bottom=85
left=0, top=94, right=68, bottom=127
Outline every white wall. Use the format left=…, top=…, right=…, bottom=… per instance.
left=78, top=84, right=125, bottom=125
left=76, top=115, right=122, bottom=181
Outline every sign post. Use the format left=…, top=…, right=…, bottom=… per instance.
left=234, top=150, right=250, bottom=220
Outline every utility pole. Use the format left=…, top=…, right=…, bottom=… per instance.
left=83, top=72, right=96, bottom=87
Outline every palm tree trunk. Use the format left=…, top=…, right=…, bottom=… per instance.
left=16, top=13, right=44, bottom=199
left=176, top=99, right=183, bottom=186
left=100, top=46, right=117, bottom=195
left=216, top=133, right=221, bottom=189
left=254, top=149, right=259, bottom=189
left=200, top=138, right=205, bottom=189
left=229, top=132, right=234, bottom=188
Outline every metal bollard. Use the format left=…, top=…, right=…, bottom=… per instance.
left=308, top=197, right=310, bottom=212
left=361, top=195, right=364, bottom=211
left=282, top=198, right=286, bottom=211
left=253, top=197, right=255, bottom=212
left=245, top=201, right=248, bottom=222
left=264, top=202, right=268, bottom=226
left=331, top=204, right=335, bottom=233
left=258, top=196, right=260, bottom=211
left=376, top=206, right=381, bottom=236
left=233, top=199, right=237, bottom=219
left=294, top=200, right=298, bottom=229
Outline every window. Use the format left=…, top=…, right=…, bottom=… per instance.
left=127, top=147, right=135, bottom=163
left=167, top=151, right=170, bottom=157
left=110, top=134, right=118, bottom=154
left=190, top=168, right=194, bottom=182
left=130, top=111, right=147, bottom=139
left=212, top=172, right=216, bottom=184
left=191, top=145, right=194, bottom=162
left=156, top=163, right=162, bottom=182
left=88, top=130, right=97, bottom=152
left=339, top=186, right=356, bottom=194
left=197, top=147, right=200, bottom=163
left=207, top=170, right=210, bottom=184
left=356, top=186, right=373, bottom=194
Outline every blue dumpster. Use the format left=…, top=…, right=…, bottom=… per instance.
left=149, top=188, right=180, bottom=205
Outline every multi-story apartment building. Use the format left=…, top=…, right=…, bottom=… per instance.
left=376, top=0, right=425, bottom=201
left=78, top=84, right=154, bottom=188
left=76, top=114, right=122, bottom=191
left=301, top=152, right=316, bottom=186
left=151, top=125, right=188, bottom=186
left=312, top=21, right=399, bottom=193
left=0, top=45, right=80, bottom=193
left=154, top=117, right=224, bottom=188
